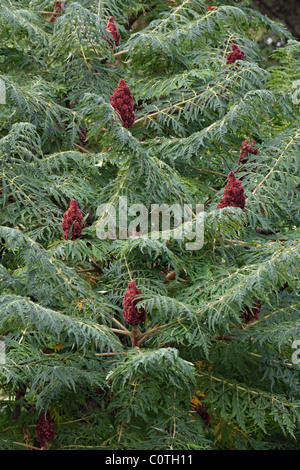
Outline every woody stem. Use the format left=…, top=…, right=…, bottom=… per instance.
left=136, top=324, right=168, bottom=346
left=130, top=326, right=140, bottom=347
left=111, top=317, right=131, bottom=334
left=110, top=328, right=132, bottom=336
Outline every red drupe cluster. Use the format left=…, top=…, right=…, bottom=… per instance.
left=206, top=5, right=214, bottom=10
left=106, top=16, right=120, bottom=47
left=61, top=199, right=87, bottom=241
left=36, top=410, right=55, bottom=447
left=41, top=347, right=51, bottom=354
left=48, top=1, right=65, bottom=22
left=242, top=299, right=262, bottom=323
left=122, top=280, right=146, bottom=325
left=238, top=139, right=258, bottom=166
left=195, top=404, right=211, bottom=429
left=110, top=79, right=135, bottom=128
left=217, top=171, right=246, bottom=210
left=78, top=127, right=88, bottom=144
left=226, top=43, right=245, bottom=65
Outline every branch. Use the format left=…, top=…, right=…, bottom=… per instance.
left=113, top=49, right=129, bottom=58
left=74, top=143, right=91, bottom=154
left=95, top=351, right=126, bottom=356
left=110, top=328, right=131, bottom=336
left=137, top=324, right=169, bottom=346
left=77, top=267, right=99, bottom=273
left=2, top=440, right=42, bottom=450
left=111, top=317, right=131, bottom=334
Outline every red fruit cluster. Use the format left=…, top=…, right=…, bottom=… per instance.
left=217, top=171, right=246, bottom=210
left=42, top=347, right=51, bottom=354
left=242, top=299, right=262, bottom=323
left=206, top=5, right=214, bottom=10
left=226, top=43, right=245, bottom=65
left=61, top=199, right=87, bottom=241
left=122, top=280, right=146, bottom=325
left=36, top=410, right=55, bottom=447
left=195, top=404, right=211, bottom=429
left=48, top=1, right=65, bottom=22
left=78, top=128, right=88, bottom=144
left=110, top=79, right=135, bottom=128
left=238, top=139, right=258, bottom=166
left=106, top=16, right=120, bottom=47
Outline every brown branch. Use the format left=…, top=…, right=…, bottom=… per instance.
left=110, top=328, right=132, bottom=336
left=38, top=11, right=60, bottom=15
left=137, top=323, right=169, bottom=346
left=165, top=270, right=182, bottom=281
left=111, top=317, right=131, bottom=334
left=198, top=168, right=227, bottom=177
left=208, top=186, right=218, bottom=193
left=224, top=239, right=246, bottom=246
left=165, top=271, right=186, bottom=283
left=95, top=351, right=126, bottom=356
left=113, top=49, right=129, bottom=58
left=2, top=440, right=42, bottom=451
left=76, top=267, right=99, bottom=273
left=74, top=143, right=91, bottom=154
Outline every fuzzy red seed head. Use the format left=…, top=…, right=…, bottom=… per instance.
left=36, top=410, right=55, bottom=447
left=217, top=171, right=246, bottom=210
left=110, top=79, right=135, bottom=128
left=226, top=43, right=245, bottom=65
left=61, top=199, right=87, bottom=241
left=55, top=1, right=64, bottom=9
left=206, top=5, right=214, bottom=10
left=195, top=404, right=211, bottom=429
left=238, top=139, right=258, bottom=166
left=106, top=16, right=120, bottom=47
left=41, top=347, right=51, bottom=354
left=122, top=280, right=146, bottom=325
left=242, top=298, right=262, bottom=323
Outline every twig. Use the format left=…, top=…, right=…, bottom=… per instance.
left=166, top=270, right=179, bottom=280
left=165, top=270, right=186, bottom=282
left=95, top=351, right=126, bottom=356
left=74, top=143, right=91, bottom=154
left=224, top=238, right=246, bottom=245
left=208, top=186, right=218, bottom=193
left=2, top=440, right=42, bottom=450
left=199, top=168, right=227, bottom=177
left=110, top=328, right=132, bottom=336
left=137, top=324, right=168, bottom=346
left=38, top=11, right=59, bottom=15
left=77, top=267, right=99, bottom=273
left=113, top=49, right=129, bottom=57
left=111, top=317, right=131, bottom=334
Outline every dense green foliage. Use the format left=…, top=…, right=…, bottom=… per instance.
left=0, top=0, right=299, bottom=450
